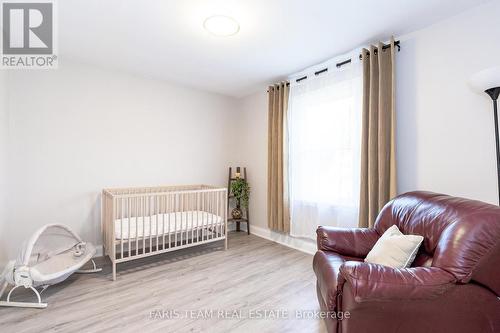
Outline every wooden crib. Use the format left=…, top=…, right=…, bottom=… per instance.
left=102, top=185, right=227, bottom=280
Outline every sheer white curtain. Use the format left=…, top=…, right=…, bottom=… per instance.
left=288, top=55, right=362, bottom=239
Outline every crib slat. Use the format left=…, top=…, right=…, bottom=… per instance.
left=199, top=193, right=202, bottom=242
left=202, top=192, right=206, bottom=241
left=180, top=192, right=183, bottom=246
left=111, top=195, right=113, bottom=252
left=207, top=192, right=211, bottom=240
left=194, top=193, right=197, bottom=243
left=219, top=191, right=221, bottom=237
left=205, top=193, right=210, bottom=240
left=211, top=191, right=215, bottom=239
left=135, top=196, right=139, bottom=256
left=107, top=194, right=110, bottom=255
left=224, top=189, right=228, bottom=249
left=112, top=197, right=117, bottom=280
left=162, top=195, right=166, bottom=250
left=185, top=193, right=188, bottom=245
left=192, top=193, right=195, bottom=243
left=190, top=206, right=194, bottom=244
left=127, top=197, right=131, bottom=258
left=148, top=195, right=152, bottom=253
left=107, top=195, right=110, bottom=256
left=120, top=198, right=124, bottom=259
left=207, top=191, right=211, bottom=240
left=142, top=196, right=146, bottom=255
left=155, top=195, right=159, bottom=252
left=219, top=191, right=222, bottom=239
left=101, top=192, right=106, bottom=256
left=215, top=191, right=219, bottom=238
left=179, top=193, right=184, bottom=245
left=187, top=193, right=190, bottom=244
left=216, top=190, right=220, bottom=238
left=208, top=192, right=212, bottom=240
left=104, top=194, right=107, bottom=255
left=206, top=192, right=209, bottom=241
left=211, top=191, right=215, bottom=240
left=197, top=193, right=200, bottom=242
left=194, top=193, right=198, bottom=243
left=168, top=194, right=171, bottom=249
left=185, top=193, right=188, bottom=244
left=221, top=191, right=224, bottom=238
left=189, top=193, right=192, bottom=244
left=180, top=194, right=186, bottom=245
left=174, top=194, right=178, bottom=246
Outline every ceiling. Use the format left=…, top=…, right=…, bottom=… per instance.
left=59, top=0, right=489, bottom=97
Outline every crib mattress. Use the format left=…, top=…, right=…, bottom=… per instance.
left=114, top=211, right=223, bottom=240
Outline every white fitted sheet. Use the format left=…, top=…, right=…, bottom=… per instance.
left=115, top=211, right=223, bottom=240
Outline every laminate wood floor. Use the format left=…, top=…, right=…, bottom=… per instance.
left=0, top=232, right=326, bottom=333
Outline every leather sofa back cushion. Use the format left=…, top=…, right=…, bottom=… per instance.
left=374, top=192, right=500, bottom=290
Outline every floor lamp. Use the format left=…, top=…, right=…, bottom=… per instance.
left=470, top=67, right=500, bottom=205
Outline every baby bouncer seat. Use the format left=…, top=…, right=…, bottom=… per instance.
left=0, top=224, right=101, bottom=308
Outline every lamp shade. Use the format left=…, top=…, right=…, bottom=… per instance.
left=469, top=67, right=500, bottom=93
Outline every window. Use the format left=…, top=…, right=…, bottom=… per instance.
left=288, top=60, right=362, bottom=239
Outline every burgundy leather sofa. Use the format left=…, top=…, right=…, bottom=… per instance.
left=313, top=191, right=500, bottom=333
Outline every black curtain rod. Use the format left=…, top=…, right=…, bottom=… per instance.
left=267, top=40, right=401, bottom=91
left=292, top=40, right=401, bottom=85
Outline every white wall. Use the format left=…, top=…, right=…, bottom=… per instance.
left=2, top=61, right=238, bottom=261
left=237, top=0, right=500, bottom=252
left=396, top=0, right=500, bottom=204
left=237, top=92, right=267, bottom=232
left=0, top=71, right=8, bottom=267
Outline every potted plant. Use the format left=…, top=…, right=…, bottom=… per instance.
left=230, top=178, right=250, bottom=219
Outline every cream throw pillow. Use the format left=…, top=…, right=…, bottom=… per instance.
left=365, top=225, right=424, bottom=268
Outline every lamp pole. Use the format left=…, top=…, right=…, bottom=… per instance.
left=485, top=87, right=500, bottom=205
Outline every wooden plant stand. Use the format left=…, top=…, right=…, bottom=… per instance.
left=227, top=167, right=250, bottom=235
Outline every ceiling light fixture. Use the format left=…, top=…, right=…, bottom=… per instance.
left=203, top=15, right=240, bottom=37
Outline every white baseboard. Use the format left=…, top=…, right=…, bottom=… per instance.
left=250, top=225, right=316, bottom=255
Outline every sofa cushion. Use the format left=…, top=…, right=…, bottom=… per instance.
left=313, top=250, right=362, bottom=311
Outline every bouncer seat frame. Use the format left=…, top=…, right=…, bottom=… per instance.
left=0, top=224, right=101, bottom=309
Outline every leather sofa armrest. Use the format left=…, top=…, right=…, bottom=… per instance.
left=338, top=261, right=456, bottom=302
left=316, top=226, right=379, bottom=257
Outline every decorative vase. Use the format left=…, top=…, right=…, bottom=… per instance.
left=231, top=206, right=243, bottom=219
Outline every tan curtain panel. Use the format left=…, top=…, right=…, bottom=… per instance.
left=359, top=38, right=397, bottom=228
left=267, top=82, right=290, bottom=233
